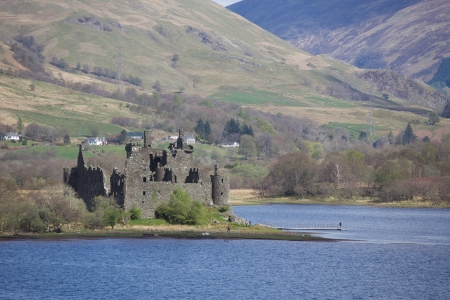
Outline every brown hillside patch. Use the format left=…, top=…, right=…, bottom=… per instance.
left=415, top=129, right=434, bottom=141
left=429, top=126, right=450, bottom=142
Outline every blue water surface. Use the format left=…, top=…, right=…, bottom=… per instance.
left=0, top=205, right=449, bottom=300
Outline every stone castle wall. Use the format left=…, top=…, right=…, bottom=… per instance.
left=63, top=145, right=108, bottom=210
left=65, top=131, right=230, bottom=218
left=124, top=181, right=213, bottom=218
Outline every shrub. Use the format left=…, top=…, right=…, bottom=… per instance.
left=103, top=207, right=121, bottom=229
left=218, top=206, right=229, bottom=213
left=129, top=207, right=141, bottom=220
left=155, top=188, right=207, bottom=225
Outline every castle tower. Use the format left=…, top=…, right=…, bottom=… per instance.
left=176, top=129, right=183, bottom=149
left=77, top=144, right=85, bottom=170
left=210, top=165, right=230, bottom=206
left=155, top=162, right=164, bottom=182
left=143, top=131, right=152, bottom=148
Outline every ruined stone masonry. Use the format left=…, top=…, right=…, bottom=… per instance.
left=64, top=130, right=230, bottom=218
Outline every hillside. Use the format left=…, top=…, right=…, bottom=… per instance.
left=0, top=0, right=448, bottom=143
left=228, top=0, right=450, bottom=82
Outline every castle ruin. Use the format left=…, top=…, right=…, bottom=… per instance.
left=64, top=130, right=230, bottom=218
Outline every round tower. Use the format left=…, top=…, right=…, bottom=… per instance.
left=210, top=165, right=230, bottom=206
left=155, top=162, right=164, bottom=182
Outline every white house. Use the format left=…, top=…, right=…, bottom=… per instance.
left=3, top=132, right=20, bottom=141
left=183, top=134, right=196, bottom=145
left=85, top=137, right=107, bottom=146
left=221, top=141, right=239, bottom=148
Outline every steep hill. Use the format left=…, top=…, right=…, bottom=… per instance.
left=228, top=0, right=450, bottom=82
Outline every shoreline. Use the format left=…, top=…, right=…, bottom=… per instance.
left=0, top=226, right=337, bottom=242
left=230, top=190, right=450, bottom=208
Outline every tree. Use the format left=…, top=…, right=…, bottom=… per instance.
left=238, top=135, right=257, bottom=160
left=358, top=131, right=367, bottom=141
left=103, top=207, right=121, bottom=229
left=16, top=116, right=24, bottom=134
left=402, top=123, right=416, bottom=145
left=419, top=142, right=436, bottom=164
left=204, top=120, right=212, bottom=138
left=82, top=64, right=90, bottom=74
left=382, top=93, right=389, bottom=101
left=118, top=129, right=128, bottom=144
left=194, top=119, right=205, bottom=139
left=387, top=130, right=394, bottom=145
left=242, top=123, right=254, bottom=136
left=428, top=112, right=440, bottom=125
left=153, top=80, right=161, bottom=92
left=171, top=53, right=179, bottom=66
left=442, top=101, right=450, bottom=118
left=263, top=151, right=316, bottom=196
left=222, top=118, right=241, bottom=141
left=152, top=91, right=160, bottom=107
left=63, top=134, right=71, bottom=145
left=256, top=134, right=273, bottom=158
left=29, top=83, right=35, bottom=91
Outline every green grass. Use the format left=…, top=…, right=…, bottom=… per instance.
left=209, top=90, right=305, bottom=106
left=10, top=109, right=125, bottom=136
left=324, top=122, right=383, bottom=139
left=209, top=90, right=357, bottom=109
left=305, top=95, right=356, bottom=108
left=129, top=219, right=170, bottom=226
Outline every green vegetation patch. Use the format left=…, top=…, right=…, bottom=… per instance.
left=209, top=90, right=305, bottom=107
left=129, top=218, right=170, bottom=226
left=324, top=122, right=382, bottom=139
left=10, top=109, right=124, bottom=136
left=305, top=95, right=356, bottom=108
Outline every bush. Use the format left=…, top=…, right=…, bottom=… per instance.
left=103, top=207, right=121, bottom=229
left=155, top=188, right=207, bottom=225
left=83, top=211, right=104, bottom=229
left=218, top=206, right=229, bottom=213
left=129, top=207, right=141, bottom=220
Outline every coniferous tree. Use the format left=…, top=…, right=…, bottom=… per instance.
left=242, top=123, right=254, bottom=136
left=402, top=123, right=416, bottom=145
left=17, top=116, right=24, bottom=134
left=222, top=118, right=240, bottom=138
left=204, top=120, right=211, bottom=136
left=194, top=119, right=205, bottom=139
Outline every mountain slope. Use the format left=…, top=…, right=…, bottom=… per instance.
left=0, top=0, right=447, bottom=136
left=0, top=0, right=318, bottom=95
left=228, top=0, right=450, bottom=82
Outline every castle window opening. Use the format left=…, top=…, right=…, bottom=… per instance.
left=143, top=191, right=146, bottom=195
left=142, top=200, right=145, bottom=204
left=221, top=179, right=224, bottom=183
left=221, top=192, right=223, bottom=195
left=143, top=177, right=147, bottom=182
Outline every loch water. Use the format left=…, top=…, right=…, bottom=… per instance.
left=1, top=205, right=449, bottom=300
